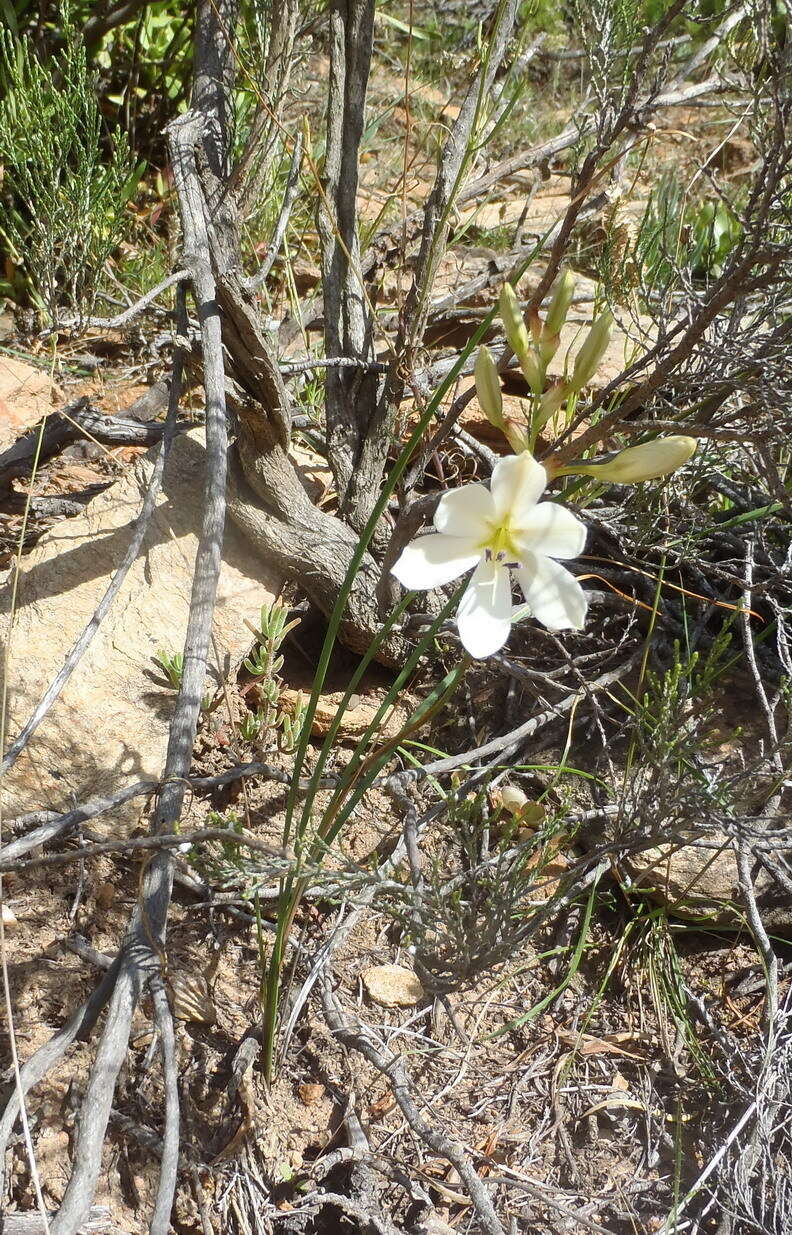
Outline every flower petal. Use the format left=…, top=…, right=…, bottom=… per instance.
left=392, top=535, right=480, bottom=591
left=434, top=482, right=494, bottom=538
left=512, top=502, right=587, bottom=560
left=457, top=556, right=513, bottom=658
left=516, top=553, right=588, bottom=631
left=491, top=451, right=547, bottom=522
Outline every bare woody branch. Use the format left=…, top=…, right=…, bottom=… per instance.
left=317, top=0, right=378, bottom=508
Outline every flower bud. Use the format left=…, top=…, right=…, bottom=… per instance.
left=538, top=332, right=560, bottom=366
left=558, top=435, right=697, bottom=483
left=499, top=284, right=528, bottom=353
left=500, top=283, right=543, bottom=395
left=474, top=346, right=504, bottom=430
left=539, top=271, right=576, bottom=364
left=495, top=785, right=546, bottom=831
left=499, top=785, right=529, bottom=814
left=570, top=309, right=614, bottom=392
left=544, top=269, right=576, bottom=337
left=534, top=379, right=570, bottom=429
left=503, top=416, right=532, bottom=454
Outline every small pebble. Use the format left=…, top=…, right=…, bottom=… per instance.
left=362, top=964, right=424, bottom=1007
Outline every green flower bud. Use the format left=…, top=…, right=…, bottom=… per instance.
left=499, top=284, right=528, bottom=351
left=570, top=309, right=614, bottom=392
left=544, top=269, right=576, bottom=337
left=503, top=416, right=532, bottom=454
left=538, top=332, right=560, bottom=366
left=474, top=346, right=504, bottom=430
left=499, top=283, right=543, bottom=396
left=539, top=270, right=576, bottom=364
left=558, top=435, right=698, bottom=483
left=534, top=379, right=570, bottom=429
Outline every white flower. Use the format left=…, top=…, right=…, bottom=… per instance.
left=391, top=451, right=588, bottom=659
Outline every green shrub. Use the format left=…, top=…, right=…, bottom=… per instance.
left=0, top=8, right=138, bottom=323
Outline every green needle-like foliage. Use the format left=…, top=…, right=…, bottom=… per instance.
left=0, top=6, right=137, bottom=323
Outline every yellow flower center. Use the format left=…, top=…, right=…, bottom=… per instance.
left=482, top=517, right=519, bottom=563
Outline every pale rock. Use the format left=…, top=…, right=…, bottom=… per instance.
left=297, top=1082, right=325, bottom=1107
left=362, top=963, right=424, bottom=1007
left=416, top=1219, right=458, bottom=1235
left=0, top=429, right=279, bottom=827
left=291, top=261, right=321, bottom=295
left=0, top=355, right=61, bottom=449
left=626, top=841, right=738, bottom=914
left=277, top=684, right=409, bottom=742
left=458, top=190, right=571, bottom=234
left=290, top=441, right=333, bottom=505
left=622, top=838, right=792, bottom=935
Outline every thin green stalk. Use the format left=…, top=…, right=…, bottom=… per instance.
left=296, top=589, right=415, bottom=840
left=319, top=660, right=467, bottom=854
left=253, top=891, right=268, bottom=1008
left=304, top=592, right=461, bottom=846
left=624, top=552, right=666, bottom=779
left=486, top=871, right=602, bottom=1041
left=261, top=597, right=463, bottom=1080
left=712, top=501, right=782, bottom=531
